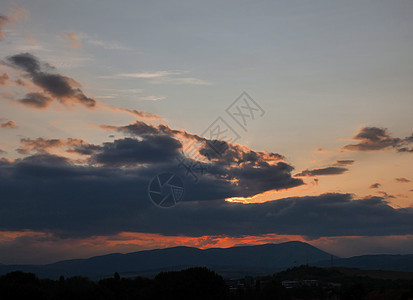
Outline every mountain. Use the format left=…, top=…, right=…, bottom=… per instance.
left=0, top=241, right=332, bottom=279
left=316, top=254, right=413, bottom=272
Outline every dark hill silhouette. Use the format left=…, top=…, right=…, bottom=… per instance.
left=0, top=241, right=332, bottom=279
left=316, top=254, right=413, bottom=272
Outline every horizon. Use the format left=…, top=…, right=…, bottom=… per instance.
left=0, top=240, right=411, bottom=266
left=0, top=1, right=413, bottom=265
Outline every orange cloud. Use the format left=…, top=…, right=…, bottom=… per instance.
left=61, top=32, right=82, bottom=49
left=0, top=118, right=18, bottom=129
left=395, top=177, right=411, bottom=183
left=17, top=137, right=94, bottom=156
left=0, top=73, right=9, bottom=85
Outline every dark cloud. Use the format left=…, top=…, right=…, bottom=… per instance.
left=17, top=137, right=90, bottom=154
left=15, top=116, right=302, bottom=199
left=6, top=53, right=96, bottom=108
left=0, top=149, right=6, bottom=155
left=0, top=115, right=305, bottom=237
left=294, top=167, right=348, bottom=177
left=369, top=183, right=381, bottom=189
left=89, top=136, right=183, bottom=167
left=0, top=157, right=412, bottom=239
left=334, top=160, right=354, bottom=166
left=395, top=177, right=411, bottom=183
left=5, top=53, right=159, bottom=119
left=105, top=120, right=285, bottom=167
left=99, top=120, right=301, bottom=195
left=0, top=119, right=17, bottom=129
left=17, top=93, right=52, bottom=108
left=342, top=127, right=413, bottom=153
left=102, top=120, right=161, bottom=136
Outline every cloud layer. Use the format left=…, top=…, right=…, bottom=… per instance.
left=0, top=154, right=412, bottom=239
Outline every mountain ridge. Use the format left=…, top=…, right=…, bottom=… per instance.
left=1, top=241, right=412, bottom=279
left=0, top=241, right=331, bottom=278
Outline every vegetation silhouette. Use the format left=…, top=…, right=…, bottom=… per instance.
left=0, top=266, right=413, bottom=299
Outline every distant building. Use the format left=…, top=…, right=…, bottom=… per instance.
left=282, top=280, right=300, bottom=289
left=303, top=279, right=319, bottom=287
left=282, top=279, right=320, bottom=288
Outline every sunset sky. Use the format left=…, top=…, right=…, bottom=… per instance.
left=0, top=1, right=412, bottom=264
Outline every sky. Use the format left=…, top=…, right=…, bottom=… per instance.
left=0, top=0, right=412, bottom=264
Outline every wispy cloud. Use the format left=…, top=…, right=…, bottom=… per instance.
left=66, top=32, right=134, bottom=51
left=138, top=95, right=166, bottom=101
left=0, top=4, right=29, bottom=40
left=395, top=177, right=411, bottom=183
left=101, top=70, right=211, bottom=85
left=60, top=32, right=82, bottom=49
left=87, top=39, right=132, bottom=50
left=116, top=71, right=182, bottom=79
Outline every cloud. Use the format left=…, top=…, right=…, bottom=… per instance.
left=395, top=177, right=411, bottom=183
left=103, top=120, right=286, bottom=167
left=0, top=119, right=18, bottom=129
left=0, top=4, right=28, bottom=40
left=369, top=183, right=381, bottom=189
left=58, top=31, right=132, bottom=51
left=100, top=120, right=302, bottom=196
left=6, top=53, right=96, bottom=108
left=17, top=93, right=53, bottom=108
left=153, top=77, right=211, bottom=85
left=5, top=52, right=160, bottom=119
left=315, top=148, right=332, bottom=153
left=104, top=70, right=211, bottom=85
left=294, top=167, right=348, bottom=177
left=0, top=116, right=303, bottom=239
left=138, top=95, right=166, bottom=101
left=342, top=127, right=413, bottom=153
left=105, top=106, right=163, bottom=120
left=0, top=15, right=9, bottom=40
left=0, top=73, right=9, bottom=85
left=377, top=191, right=395, bottom=199
left=87, top=39, right=132, bottom=50
left=0, top=157, right=412, bottom=239
left=88, top=136, right=183, bottom=167
left=0, top=149, right=6, bottom=155
left=334, top=160, right=354, bottom=166
left=17, top=137, right=91, bottom=155
left=116, top=71, right=182, bottom=79
left=61, top=32, right=82, bottom=49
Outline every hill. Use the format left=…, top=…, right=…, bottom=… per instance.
left=316, top=254, right=413, bottom=272
left=0, top=241, right=332, bottom=279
